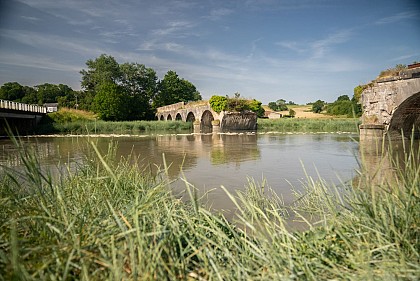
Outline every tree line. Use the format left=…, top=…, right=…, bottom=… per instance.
left=0, top=54, right=202, bottom=121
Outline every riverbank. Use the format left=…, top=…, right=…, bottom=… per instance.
left=0, top=136, right=418, bottom=279
left=35, top=118, right=360, bottom=135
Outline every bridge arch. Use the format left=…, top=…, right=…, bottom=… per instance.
left=167, top=114, right=172, bottom=121
left=159, top=115, right=164, bottom=121
left=201, top=110, right=214, bottom=129
left=388, top=91, right=420, bottom=138
left=175, top=113, right=182, bottom=120
left=186, top=112, right=195, bottom=122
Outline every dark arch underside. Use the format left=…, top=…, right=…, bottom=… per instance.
left=388, top=92, right=420, bottom=139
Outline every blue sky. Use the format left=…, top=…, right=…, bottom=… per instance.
left=0, top=0, right=419, bottom=104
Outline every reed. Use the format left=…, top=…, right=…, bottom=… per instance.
left=36, top=120, right=193, bottom=135
left=258, top=118, right=361, bottom=133
left=0, top=135, right=418, bottom=280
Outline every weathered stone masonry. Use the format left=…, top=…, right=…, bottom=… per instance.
left=360, top=67, right=420, bottom=140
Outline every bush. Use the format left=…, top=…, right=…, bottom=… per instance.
left=209, top=95, right=228, bottom=113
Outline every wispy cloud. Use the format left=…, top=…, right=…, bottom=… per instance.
left=310, top=30, right=352, bottom=59
left=276, top=30, right=352, bottom=59
left=0, top=53, right=81, bottom=73
left=205, top=8, right=234, bottom=20
left=152, top=21, right=196, bottom=37
left=375, top=11, right=418, bottom=25
left=0, top=29, right=105, bottom=57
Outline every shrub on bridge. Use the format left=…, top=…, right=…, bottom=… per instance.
left=209, top=95, right=228, bottom=113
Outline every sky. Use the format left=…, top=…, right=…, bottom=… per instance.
left=0, top=0, right=419, bottom=104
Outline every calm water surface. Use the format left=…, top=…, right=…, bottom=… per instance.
left=0, top=133, right=360, bottom=211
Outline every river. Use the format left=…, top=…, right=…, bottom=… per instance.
left=0, top=132, right=361, bottom=212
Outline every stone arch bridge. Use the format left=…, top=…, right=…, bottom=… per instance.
left=360, top=64, right=420, bottom=141
left=156, top=101, right=257, bottom=131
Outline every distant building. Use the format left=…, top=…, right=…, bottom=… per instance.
left=44, top=103, right=58, bottom=113
left=268, top=112, right=282, bottom=119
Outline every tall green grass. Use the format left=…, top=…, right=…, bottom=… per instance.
left=36, top=120, right=193, bottom=135
left=0, top=136, right=419, bottom=280
left=258, top=118, right=361, bottom=133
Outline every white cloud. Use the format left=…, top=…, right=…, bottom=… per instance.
left=375, top=11, right=418, bottom=25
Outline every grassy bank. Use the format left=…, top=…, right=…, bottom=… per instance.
left=257, top=118, right=361, bottom=133
left=0, top=137, right=418, bottom=280
left=36, top=119, right=193, bottom=135
left=35, top=108, right=193, bottom=135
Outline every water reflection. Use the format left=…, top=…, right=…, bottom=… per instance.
left=358, top=138, right=420, bottom=188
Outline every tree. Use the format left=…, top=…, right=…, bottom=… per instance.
left=276, top=99, right=288, bottom=111
left=80, top=54, right=121, bottom=93
left=268, top=102, right=278, bottom=111
left=93, top=82, right=130, bottom=121
left=154, top=71, right=201, bottom=107
left=80, top=54, right=121, bottom=111
left=120, top=63, right=158, bottom=120
left=311, top=100, right=325, bottom=113
left=35, top=83, right=74, bottom=104
left=326, top=94, right=361, bottom=117
left=288, top=108, right=296, bottom=117
left=0, top=82, right=25, bottom=101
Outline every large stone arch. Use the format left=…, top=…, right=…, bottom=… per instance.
left=160, top=115, right=164, bottom=121
left=201, top=110, right=214, bottom=128
left=186, top=112, right=195, bottom=122
left=167, top=114, right=172, bottom=121
left=175, top=113, right=182, bottom=120
left=388, top=91, right=420, bottom=139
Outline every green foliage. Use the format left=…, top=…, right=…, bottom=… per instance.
left=353, top=85, right=367, bottom=103
left=209, top=95, right=228, bottom=113
left=154, top=70, right=202, bottom=107
left=0, top=82, right=25, bottom=101
left=268, top=99, right=288, bottom=111
left=119, top=62, right=158, bottom=120
left=210, top=94, right=264, bottom=117
left=268, top=102, right=278, bottom=111
left=248, top=99, right=265, bottom=118
left=80, top=54, right=122, bottom=93
left=94, top=82, right=130, bottom=121
left=0, top=81, right=79, bottom=106
left=311, top=100, right=325, bottom=113
left=327, top=95, right=361, bottom=118
left=288, top=108, right=296, bottom=117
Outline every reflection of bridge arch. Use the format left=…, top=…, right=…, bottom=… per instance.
left=186, top=112, right=195, bottom=122
left=201, top=110, right=214, bottom=128
left=175, top=113, right=182, bottom=120
left=388, top=92, right=420, bottom=138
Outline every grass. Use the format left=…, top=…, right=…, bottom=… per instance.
left=258, top=118, right=361, bottom=133
left=35, top=108, right=193, bottom=135
left=36, top=119, right=193, bottom=135
left=0, top=135, right=419, bottom=280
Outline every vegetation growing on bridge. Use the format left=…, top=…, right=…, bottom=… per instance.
left=209, top=94, right=265, bottom=117
left=1, top=136, right=418, bottom=279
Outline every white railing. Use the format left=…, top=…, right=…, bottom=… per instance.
left=0, top=99, right=47, bottom=114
